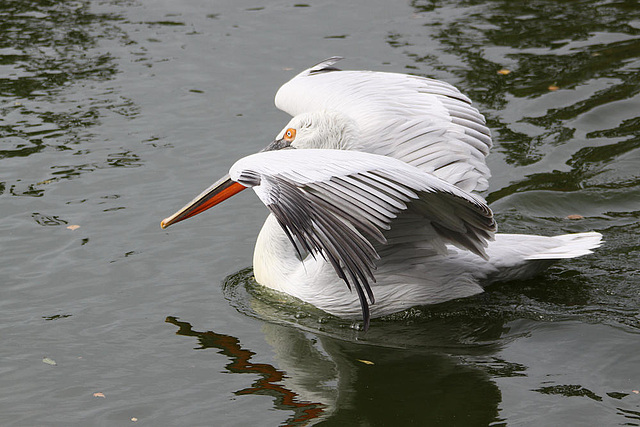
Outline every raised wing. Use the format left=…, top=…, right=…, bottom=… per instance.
left=230, top=149, right=496, bottom=329
left=274, top=57, right=493, bottom=194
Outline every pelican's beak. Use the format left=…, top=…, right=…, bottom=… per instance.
left=160, top=174, right=246, bottom=229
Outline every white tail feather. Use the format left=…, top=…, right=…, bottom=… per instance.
left=481, top=232, right=603, bottom=283
left=523, top=232, right=603, bottom=260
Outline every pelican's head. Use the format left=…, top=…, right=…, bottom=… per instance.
left=160, top=110, right=358, bottom=229
left=264, top=110, right=358, bottom=152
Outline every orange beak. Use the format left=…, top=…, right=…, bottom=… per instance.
left=160, top=174, right=246, bottom=229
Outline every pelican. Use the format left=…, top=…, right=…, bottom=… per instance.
left=161, top=57, right=602, bottom=330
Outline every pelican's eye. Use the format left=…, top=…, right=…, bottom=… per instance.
left=284, top=128, right=296, bottom=142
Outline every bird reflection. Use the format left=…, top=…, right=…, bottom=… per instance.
left=165, top=313, right=505, bottom=426
left=165, top=316, right=328, bottom=426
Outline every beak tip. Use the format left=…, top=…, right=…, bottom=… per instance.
left=160, top=174, right=243, bottom=231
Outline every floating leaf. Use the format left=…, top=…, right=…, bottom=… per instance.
left=357, top=359, right=374, bottom=365
left=93, top=392, right=106, bottom=398
left=497, top=69, right=511, bottom=75
left=42, top=357, right=57, bottom=366
left=67, top=225, right=80, bottom=230
left=131, top=417, right=138, bottom=422
left=548, top=85, right=559, bottom=91
left=566, top=214, right=584, bottom=220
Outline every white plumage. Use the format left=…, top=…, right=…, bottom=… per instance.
left=161, top=58, right=602, bottom=330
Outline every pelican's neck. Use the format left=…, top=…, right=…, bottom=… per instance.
left=253, top=214, right=302, bottom=293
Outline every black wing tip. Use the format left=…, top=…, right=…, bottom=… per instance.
left=362, top=312, right=371, bottom=332
left=356, top=300, right=371, bottom=332
left=353, top=278, right=373, bottom=332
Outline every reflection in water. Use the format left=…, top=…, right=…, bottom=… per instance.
left=0, top=0, right=139, bottom=198
left=534, top=384, right=603, bottom=402
left=31, top=212, right=68, bottom=226
left=166, top=315, right=503, bottom=426
left=165, top=316, right=328, bottom=427
left=218, top=267, right=640, bottom=425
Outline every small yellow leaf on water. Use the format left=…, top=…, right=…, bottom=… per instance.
left=42, top=357, right=57, bottom=366
left=131, top=417, right=138, bottom=422
left=67, top=225, right=80, bottom=230
left=357, top=359, right=374, bottom=365
left=497, top=69, right=511, bottom=75
left=93, top=392, right=105, bottom=398
left=566, top=214, right=584, bottom=220
left=633, top=390, right=639, bottom=394
left=548, top=85, right=559, bottom=91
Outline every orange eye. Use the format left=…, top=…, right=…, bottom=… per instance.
left=284, top=128, right=296, bottom=142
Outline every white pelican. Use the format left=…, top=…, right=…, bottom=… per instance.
left=161, top=57, right=602, bottom=330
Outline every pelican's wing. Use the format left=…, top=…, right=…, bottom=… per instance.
left=230, top=149, right=496, bottom=329
left=275, top=57, right=492, bottom=194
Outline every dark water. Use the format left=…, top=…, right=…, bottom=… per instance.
left=1, top=0, right=639, bottom=425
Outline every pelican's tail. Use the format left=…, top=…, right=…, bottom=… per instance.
left=521, top=232, right=603, bottom=260
left=482, top=232, right=603, bottom=283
